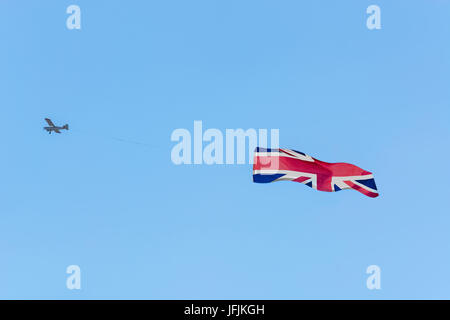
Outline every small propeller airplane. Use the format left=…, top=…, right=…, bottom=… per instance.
left=43, top=118, right=69, bottom=134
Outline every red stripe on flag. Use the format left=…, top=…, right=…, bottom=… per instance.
left=293, top=176, right=310, bottom=183
left=344, top=181, right=379, bottom=198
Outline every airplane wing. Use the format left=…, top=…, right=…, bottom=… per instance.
left=54, top=129, right=61, bottom=134
left=45, top=118, right=55, bottom=127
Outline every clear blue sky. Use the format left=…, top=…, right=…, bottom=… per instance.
left=1, top=0, right=449, bottom=299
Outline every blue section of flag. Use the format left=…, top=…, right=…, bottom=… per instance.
left=355, top=178, right=377, bottom=191
left=291, top=149, right=306, bottom=156
left=253, top=173, right=284, bottom=183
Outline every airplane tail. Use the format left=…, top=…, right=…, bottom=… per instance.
left=63, top=124, right=69, bottom=130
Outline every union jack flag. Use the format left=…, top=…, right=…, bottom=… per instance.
left=253, top=147, right=379, bottom=198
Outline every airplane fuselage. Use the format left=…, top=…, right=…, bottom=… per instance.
left=43, top=118, right=69, bottom=134
left=44, top=126, right=68, bottom=134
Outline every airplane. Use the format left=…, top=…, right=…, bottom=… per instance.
left=43, top=118, right=69, bottom=134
